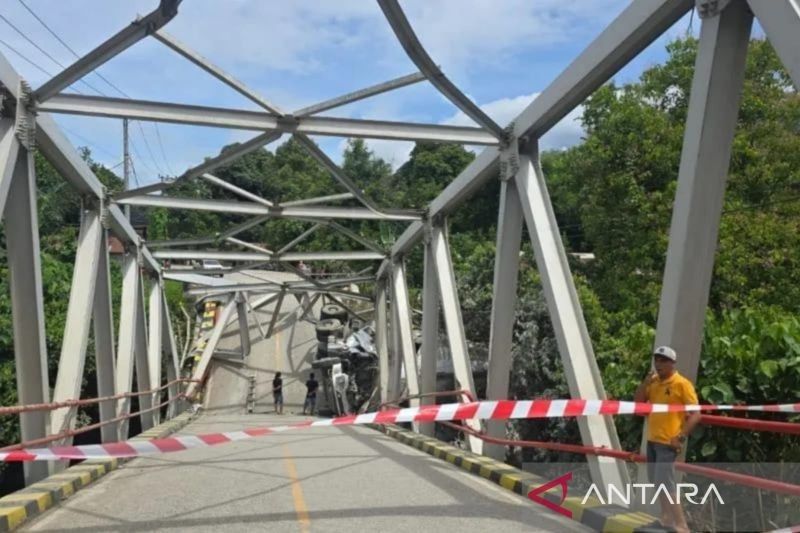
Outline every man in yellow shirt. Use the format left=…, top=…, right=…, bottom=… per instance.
left=634, top=345, right=700, bottom=533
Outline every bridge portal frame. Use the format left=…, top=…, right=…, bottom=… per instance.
left=0, top=0, right=797, bottom=493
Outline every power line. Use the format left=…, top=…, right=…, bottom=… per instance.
left=13, top=0, right=171, bottom=177
left=0, top=37, right=53, bottom=78
left=128, top=136, right=157, bottom=177
left=153, top=122, right=174, bottom=175
left=133, top=121, right=165, bottom=176
left=59, top=124, right=121, bottom=162
left=17, top=0, right=128, bottom=98
left=0, top=11, right=104, bottom=95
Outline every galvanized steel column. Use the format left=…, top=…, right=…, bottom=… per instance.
left=419, top=233, right=440, bottom=437
left=93, top=231, right=118, bottom=442
left=51, top=208, right=104, bottom=449
left=390, top=260, right=419, bottom=406
left=429, top=222, right=482, bottom=452
left=484, top=175, right=524, bottom=459
left=515, top=143, right=628, bottom=489
left=4, top=143, right=50, bottom=484
left=655, top=0, right=753, bottom=382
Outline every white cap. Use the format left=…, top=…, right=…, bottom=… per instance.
left=653, top=346, right=677, bottom=361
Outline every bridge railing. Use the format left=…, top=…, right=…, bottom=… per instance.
left=0, top=378, right=197, bottom=452
left=382, top=389, right=800, bottom=498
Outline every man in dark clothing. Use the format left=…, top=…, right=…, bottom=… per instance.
left=272, top=372, right=283, bottom=414
left=303, top=373, right=319, bottom=415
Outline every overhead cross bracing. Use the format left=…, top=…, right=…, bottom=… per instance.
left=0, top=0, right=797, bottom=509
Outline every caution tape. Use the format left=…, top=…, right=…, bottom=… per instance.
left=1, top=399, right=797, bottom=462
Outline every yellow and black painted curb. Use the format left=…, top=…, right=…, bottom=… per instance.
left=375, top=425, right=667, bottom=533
left=0, top=411, right=197, bottom=532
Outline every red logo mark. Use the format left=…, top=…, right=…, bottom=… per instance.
left=527, top=472, right=572, bottom=518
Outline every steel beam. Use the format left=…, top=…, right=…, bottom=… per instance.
left=115, top=194, right=420, bottom=221
left=186, top=298, right=237, bottom=398
left=293, top=134, right=383, bottom=213
left=4, top=146, right=50, bottom=484
left=115, top=252, right=139, bottom=439
left=51, top=209, right=103, bottom=441
left=375, top=281, right=390, bottom=403
left=484, top=176, right=524, bottom=459
left=35, top=113, right=104, bottom=198
left=38, top=94, right=499, bottom=145
left=515, top=144, right=627, bottom=489
left=0, top=119, right=21, bottom=215
left=93, top=229, right=117, bottom=442
left=747, top=0, right=800, bottom=89
left=419, top=236, right=440, bottom=437
left=226, top=237, right=273, bottom=255
left=147, top=236, right=217, bottom=248
left=391, top=148, right=500, bottom=258
left=201, top=173, right=273, bottom=207
left=33, top=114, right=160, bottom=271
left=388, top=290, right=403, bottom=401
left=265, top=290, right=286, bottom=339
left=654, top=1, right=752, bottom=382
left=134, top=271, right=155, bottom=431
left=294, top=71, right=426, bottom=117
left=390, top=261, right=419, bottom=406
left=235, top=292, right=252, bottom=357
left=161, top=290, right=181, bottom=418
left=153, top=249, right=384, bottom=262
left=148, top=278, right=164, bottom=424
left=218, top=215, right=270, bottom=240
left=34, top=0, right=181, bottom=101
left=390, top=1, right=693, bottom=259
left=513, top=0, right=693, bottom=139
left=185, top=283, right=371, bottom=302
left=429, top=223, right=482, bottom=452
left=280, top=192, right=354, bottom=207
left=327, top=221, right=385, bottom=253
left=379, top=0, right=503, bottom=138
left=154, top=29, right=282, bottom=114
left=276, top=224, right=322, bottom=255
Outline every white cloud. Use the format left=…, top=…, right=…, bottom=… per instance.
left=443, top=92, right=584, bottom=151
left=398, top=0, right=628, bottom=75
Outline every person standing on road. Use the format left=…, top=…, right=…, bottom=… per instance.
left=303, top=372, right=319, bottom=415
left=634, top=345, right=701, bottom=533
left=272, top=372, right=284, bottom=414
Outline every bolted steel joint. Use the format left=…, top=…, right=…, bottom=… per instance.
left=499, top=133, right=520, bottom=182
left=14, top=80, right=36, bottom=150
left=696, top=0, right=731, bottom=18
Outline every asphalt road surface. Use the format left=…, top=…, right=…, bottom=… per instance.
left=22, top=413, right=589, bottom=532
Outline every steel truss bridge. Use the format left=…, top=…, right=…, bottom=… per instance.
left=0, top=0, right=799, bottom=530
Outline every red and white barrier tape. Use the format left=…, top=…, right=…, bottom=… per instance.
left=2, top=399, right=797, bottom=462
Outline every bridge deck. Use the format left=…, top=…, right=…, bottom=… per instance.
left=22, top=414, right=587, bottom=532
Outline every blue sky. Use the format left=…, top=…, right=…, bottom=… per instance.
left=0, top=1, right=696, bottom=187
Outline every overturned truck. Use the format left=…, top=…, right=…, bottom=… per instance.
left=311, top=304, right=379, bottom=416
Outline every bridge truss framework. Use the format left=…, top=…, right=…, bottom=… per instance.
left=0, top=0, right=798, bottom=489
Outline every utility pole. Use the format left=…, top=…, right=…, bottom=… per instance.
left=123, top=118, right=131, bottom=219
